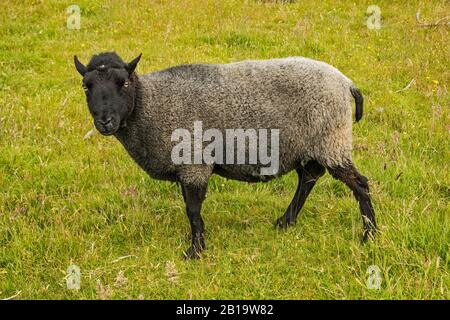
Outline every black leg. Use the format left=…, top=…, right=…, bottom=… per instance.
left=328, top=164, right=377, bottom=241
left=180, top=182, right=187, bottom=202
left=181, top=183, right=208, bottom=259
left=276, top=161, right=325, bottom=228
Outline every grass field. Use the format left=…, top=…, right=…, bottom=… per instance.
left=0, top=0, right=449, bottom=300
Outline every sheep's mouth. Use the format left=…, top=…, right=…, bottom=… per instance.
left=94, top=121, right=120, bottom=136
left=97, top=126, right=119, bottom=136
left=98, top=129, right=117, bottom=136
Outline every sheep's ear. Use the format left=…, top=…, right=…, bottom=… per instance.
left=126, top=53, right=142, bottom=75
left=74, top=56, right=87, bottom=76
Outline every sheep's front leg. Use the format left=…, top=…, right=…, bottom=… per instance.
left=276, top=161, right=325, bottom=228
left=181, top=183, right=207, bottom=259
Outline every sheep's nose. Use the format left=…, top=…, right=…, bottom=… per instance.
left=98, top=117, right=113, bottom=127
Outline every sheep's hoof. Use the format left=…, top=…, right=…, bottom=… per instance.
left=183, top=246, right=203, bottom=260
left=361, top=228, right=376, bottom=243
left=275, top=216, right=295, bottom=230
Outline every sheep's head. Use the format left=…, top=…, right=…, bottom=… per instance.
left=74, top=52, right=141, bottom=135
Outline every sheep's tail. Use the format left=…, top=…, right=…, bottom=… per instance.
left=350, top=86, right=363, bottom=122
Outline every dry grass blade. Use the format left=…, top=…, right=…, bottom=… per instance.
left=2, top=291, right=22, bottom=300
left=416, top=11, right=450, bottom=27
left=83, top=128, right=97, bottom=140
left=394, top=79, right=415, bottom=93
left=111, top=255, right=137, bottom=263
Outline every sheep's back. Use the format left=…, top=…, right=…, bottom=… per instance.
left=139, top=57, right=355, bottom=172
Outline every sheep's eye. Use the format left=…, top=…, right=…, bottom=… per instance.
left=123, top=80, right=129, bottom=88
left=82, top=84, right=89, bottom=93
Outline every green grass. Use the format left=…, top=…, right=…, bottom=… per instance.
left=0, top=0, right=449, bottom=299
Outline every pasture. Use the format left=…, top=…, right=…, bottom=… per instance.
left=0, top=0, right=448, bottom=299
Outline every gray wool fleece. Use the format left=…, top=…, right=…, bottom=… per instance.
left=115, top=57, right=356, bottom=187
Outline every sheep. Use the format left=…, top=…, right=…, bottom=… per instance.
left=74, top=52, right=377, bottom=259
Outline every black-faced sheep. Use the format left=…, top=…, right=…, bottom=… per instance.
left=74, top=52, right=377, bottom=258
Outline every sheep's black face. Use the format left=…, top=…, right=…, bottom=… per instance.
left=74, top=52, right=141, bottom=136
left=82, top=68, right=131, bottom=135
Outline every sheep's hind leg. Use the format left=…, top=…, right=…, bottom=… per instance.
left=327, top=164, right=377, bottom=242
left=276, top=161, right=325, bottom=229
left=181, top=183, right=207, bottom=259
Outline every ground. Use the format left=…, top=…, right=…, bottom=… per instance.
left=0, top=0, right=448, bottom=299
